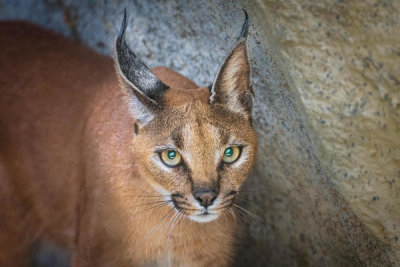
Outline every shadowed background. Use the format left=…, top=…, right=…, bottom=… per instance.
left=1, top=0, right=399, bottom=266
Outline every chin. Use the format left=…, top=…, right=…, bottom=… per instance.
left=188, top=212, right=219, bottom=223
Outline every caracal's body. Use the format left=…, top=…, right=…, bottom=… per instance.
left=0, top=11, right=256, bottom=267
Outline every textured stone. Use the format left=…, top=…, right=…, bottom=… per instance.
left=0, top=0, right=398, bottom=266
left=252, top=0, right=400, bottom=263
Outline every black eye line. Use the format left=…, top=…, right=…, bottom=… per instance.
left=154, top=146, right=176, bottom=153
left=229, top=143, right=247, bottom=148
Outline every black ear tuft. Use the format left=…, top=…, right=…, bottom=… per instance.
left=115, top=10, right=169, bottom=125
left=115, top=9, right=169, bottom=104
left=238, top=9, right=249, bottom=40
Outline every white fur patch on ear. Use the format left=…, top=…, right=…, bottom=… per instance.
left=128, top=96, right=155, bottom=125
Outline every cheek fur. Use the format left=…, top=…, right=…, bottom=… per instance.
left=220, top=148, right=255, bottom=187
left=144, top=155, right=192, bottom=195
left=230, top=148, right=250, bottom=168
left=151, top=154, right=173, bottom=173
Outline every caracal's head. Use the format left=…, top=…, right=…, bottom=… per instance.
left=115, top=10, right=257, bottom=223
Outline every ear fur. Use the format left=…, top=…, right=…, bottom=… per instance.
left=210, top=10, right=253, bottom=117
left=115, top=10, right=169, bottom=125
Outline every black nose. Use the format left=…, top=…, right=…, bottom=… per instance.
left=194, top=190, right=218, bottom=208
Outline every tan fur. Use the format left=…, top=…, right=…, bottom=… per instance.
left=217, top=42, right=250, bottom=114
left=0, top=21, right=257, bottom=266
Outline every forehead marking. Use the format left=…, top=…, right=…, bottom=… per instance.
left=171, top=126, right=184, bottom=150
left=179, top=124, right=193, bottom=166
left=195, top=117, right=206, bottom=140
left=176, top=119, right=234, bottom=169
left=218, top=127, right=230, bottom=146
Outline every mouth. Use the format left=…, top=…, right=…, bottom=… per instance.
left=171, top=197, right=220, bottom=223
left=188, top=210, right=219, bottom=223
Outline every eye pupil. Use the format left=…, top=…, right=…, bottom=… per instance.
left=224, top=147, right=233, bottom=157
left=167, top=150, right=176, bottom=159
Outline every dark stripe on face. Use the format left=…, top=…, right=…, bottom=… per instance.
left=216, top=174, right=221, bottom=191
left=134, top=122, right=139, bottom=135
left=195, top=117, right=206, bottom=140
left=171, top=127, right=184, bottom=150
left=218, top=127, right=230, bottom=146
left=181, top=163, right=194, bottom=192
left=218, top=161, right=224, bottom=171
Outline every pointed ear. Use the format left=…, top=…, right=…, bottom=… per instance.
left=115, top=10, right=169, bottom=125
left=210, top=10, right=253, bottom=117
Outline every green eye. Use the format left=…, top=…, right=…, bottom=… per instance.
left=223, top=146, right=241, bottom=163
left=161, top=150, right=182, bottom=167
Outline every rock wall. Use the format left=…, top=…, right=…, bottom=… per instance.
left=250, top=0, right=400, bottom=264
left=0, top=0, right=398, bottom=266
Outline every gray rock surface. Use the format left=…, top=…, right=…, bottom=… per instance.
left=1, top=0, right=397, bottom=266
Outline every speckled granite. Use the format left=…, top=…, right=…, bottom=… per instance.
left=0, top=0, right=398, bottom=266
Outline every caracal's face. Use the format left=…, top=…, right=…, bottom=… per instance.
left=133, top=89, right=257, bottom=223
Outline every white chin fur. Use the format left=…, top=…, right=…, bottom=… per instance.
left=188, top=213, right=219, bottom=223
